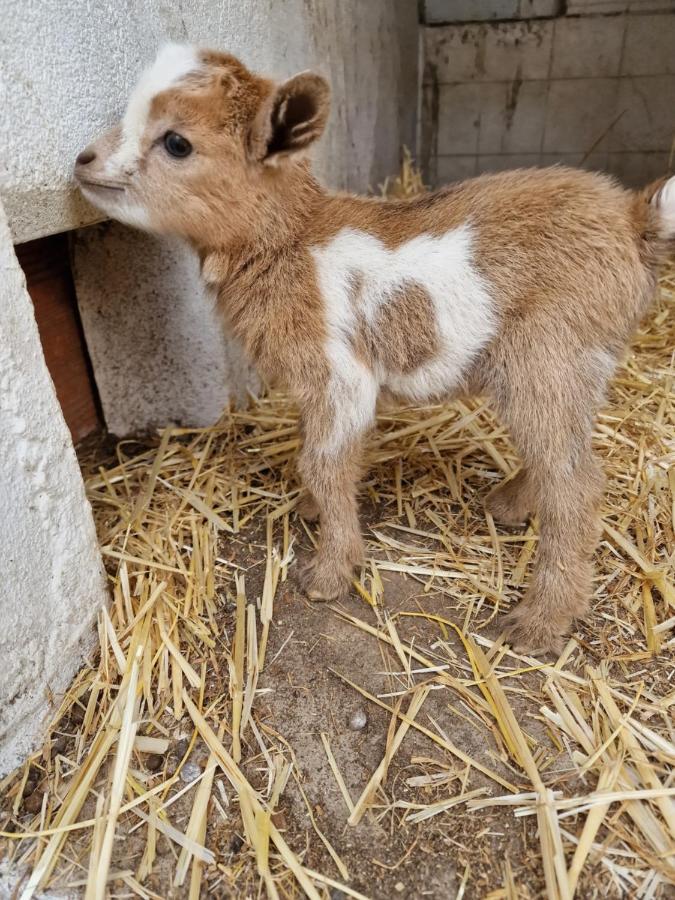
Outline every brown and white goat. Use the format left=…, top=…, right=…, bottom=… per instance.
left=75, top=44, right=675, bottom=653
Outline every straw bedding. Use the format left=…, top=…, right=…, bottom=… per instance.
left=1, top=160, right=674, bottom=898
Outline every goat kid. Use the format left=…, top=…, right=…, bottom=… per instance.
left=75, top=44, right=675, bottom=653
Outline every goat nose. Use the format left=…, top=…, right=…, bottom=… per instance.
left=76, top=148, right=96, bottom=165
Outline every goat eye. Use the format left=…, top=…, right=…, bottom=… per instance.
left=163, top=131, right=192, bottom=158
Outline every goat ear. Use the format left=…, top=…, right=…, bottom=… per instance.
left=248, top=72, right=330, bottom=163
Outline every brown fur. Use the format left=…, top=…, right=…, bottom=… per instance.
left=371, top=283, right=439, bottom=374
left=75, top=48, right=673, bottom=653
left=349, top=279, right=439, bottom=374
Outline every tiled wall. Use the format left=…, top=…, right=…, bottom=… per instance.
left=422, top=9, right=675, bottom=187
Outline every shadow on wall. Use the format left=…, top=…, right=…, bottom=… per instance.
left=422, top=7, right=675, bottom=188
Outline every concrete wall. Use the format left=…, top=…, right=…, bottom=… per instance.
left=0, top=201, right=107, bottom=777
left=1, top=0, right=418, bottom=435
left=422, top=4, right=675, bottom=187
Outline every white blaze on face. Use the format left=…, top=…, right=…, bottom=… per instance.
left=310, top=226, right=497, bottom=453
left=106, top=43, right=201, bottom=176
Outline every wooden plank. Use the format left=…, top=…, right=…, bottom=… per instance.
left=15, top=234, right=102, bottom=443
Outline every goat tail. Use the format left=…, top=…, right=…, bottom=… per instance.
left=639, top=174, right=675, bottom=241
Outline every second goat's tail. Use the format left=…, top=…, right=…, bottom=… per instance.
left=642, top=174, right=675, bottom=240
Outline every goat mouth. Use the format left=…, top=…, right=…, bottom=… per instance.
left=76, top=177, right=126, bottom=193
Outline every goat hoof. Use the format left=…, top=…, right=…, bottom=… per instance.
left=296, top=494, right=320, bottom=522
left=502, top=605, right=566, bottom=657
left=485, top=484, right=530, bottom=528
left=301, top=557, right=351, bottom=601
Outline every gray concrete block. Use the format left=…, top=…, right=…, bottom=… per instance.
left=519, top=0, right=563, bottom=14
left=551, top=15, right=626, bottom=79
left=613, top=76, right=675, bottom=151
left=424, top=0, right=561, bottom=18
left=567, top=0, right=629, bottom=12
left=607, top=151, right=671, bottom=185
left=475, top=83, right=510, bottom=153
left=437, top=83, right=483, bottom=154
left=419, top=82, right=439, bottom=181
left=73, top=224, right=258, bottom=437
left=424, top=0, right=519, bottom=23
left=543, top=78, right=620, bottom=153
left=568, top=0, right=675, bottom=11
left=424, top=20, right=553, bottom=84
left=539, top=151, right=611, bottom=171
left=2, top=0, right=418, bottom=243
left=627, top=0, right=675, bottom=10
left=435, top=155, right=478, bottom=185
left=475, top=153, right=542, bottom=173
left=425, top=0, right=562, bottom=18
left=439, top=79, right=547, bottom=156
left=622, top=14, right=675, bottom=76
left=478, top=80, right=549, bottom=153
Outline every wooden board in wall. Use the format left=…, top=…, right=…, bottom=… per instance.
left=14, top=233, right=102, bottom=443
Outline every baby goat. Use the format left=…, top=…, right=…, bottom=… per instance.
left=75, top=44, right=675, bottom=652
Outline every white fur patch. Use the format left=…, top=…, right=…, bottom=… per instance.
left=653, top=175, right=675, bottom=238
left=78, top=182, right=153, bottom=231
left=585, top=347, right=617, bottom=408
left=311, top=226, right=497, bottom=453
left=107, top=43, right=200, bottom=175
left=587, top=347, right=616, bottom=382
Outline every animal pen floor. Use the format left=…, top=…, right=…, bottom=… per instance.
left=1, top=262, right=675, bottom=896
